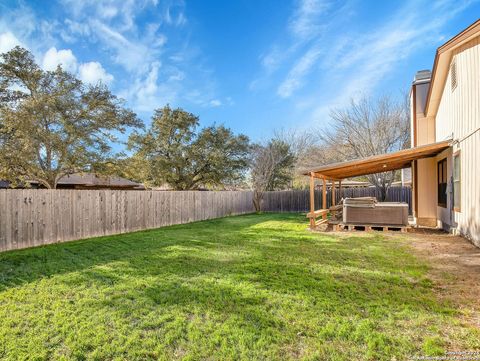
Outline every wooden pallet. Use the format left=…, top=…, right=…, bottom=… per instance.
left=332, top=223, right=409, bottom=233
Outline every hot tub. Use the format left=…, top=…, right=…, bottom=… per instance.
left=343, top=199, right=408, bottom=226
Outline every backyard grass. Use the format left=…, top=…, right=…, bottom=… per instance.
left=0, top=213, right=478, bottom=360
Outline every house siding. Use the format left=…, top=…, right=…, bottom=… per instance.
left=411, top=80, right=437, bottom=226
left=435, top=36, right=480, bottom=246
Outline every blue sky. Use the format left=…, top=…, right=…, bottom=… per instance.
left=1, top=0, right=479, bottom=142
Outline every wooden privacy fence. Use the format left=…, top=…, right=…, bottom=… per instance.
left=0, top=187, right=412, bottom=252
left=0, top=190, right=254, bottom=252
left=262, top=187, right=412, bottom=214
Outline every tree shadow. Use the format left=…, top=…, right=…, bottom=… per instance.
left=0, top=212, right=465, bottom=359
left=0, top=214, right=267, bottom=291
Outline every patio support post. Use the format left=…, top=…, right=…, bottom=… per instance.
left=322, top=177, right=327, bottom=220
left=339, top=180, right=342, bottom=200
left=309, top=172, right=315, bottom=229
left=332, top=180, right=336, bottom=206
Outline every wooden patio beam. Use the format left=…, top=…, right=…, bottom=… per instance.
left=311, top=173, right=343, bottom=181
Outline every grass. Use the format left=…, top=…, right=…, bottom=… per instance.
left=0, top=213, right=478, bottom=360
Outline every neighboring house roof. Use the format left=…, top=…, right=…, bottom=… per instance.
left=29, top=173, right=145, bottom=189
left=425, top=19, right=480, bottom=118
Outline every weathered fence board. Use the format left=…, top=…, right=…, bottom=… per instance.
left=0, top=187, right=411, bottom=252
left=262, top=187, right=412, bottom=214
left=0, top=190, right=255, bottom=252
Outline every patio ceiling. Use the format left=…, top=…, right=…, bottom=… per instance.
left=304, top=140, right=451, bottom=180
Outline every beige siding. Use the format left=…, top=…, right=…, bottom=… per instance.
left=435, top=36, right=480, bottom=245
left=412, top=80, right=438, bottom=226
left=416, top=158, right=437, bottom=226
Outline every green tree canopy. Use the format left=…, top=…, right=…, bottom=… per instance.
left=128, top=105, right=250, bottom=190
left=0, top=46, right=141, bottom=188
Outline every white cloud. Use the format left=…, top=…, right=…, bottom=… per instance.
left=253, top=0, right=477, bottom=127
left=0, top=31, right=23, bottom=54
left=42, top=47, right=78, bottom=73
left=78, top=62, right=114, bottom=85
left=209, top=99, right=222, bottom=107
left=252, top=0, right=333, bottom=94
left=165, top=5, right=187, bottom=27
left=289, top=0, right=330, bottom=41
left=305, top=0, right=476, bottom=124
left=124, top=61, right=179, bottom=112
left=260, top=46, right=283, bottom=73
left=1, top=0, right=219, bottom=116
left=99, top=5, right=118, bottom=19
left=91, top=21, right=153, bottom=73
left=41, top=46, right=114, bottom=86
left=60, top=0, right=148, bottom=32
left=277, top=45, right=322, bottom=98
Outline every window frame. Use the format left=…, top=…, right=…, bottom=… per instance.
left=437, top=158, right=447, bottom=208
left=453, top=151, right=461, bottom=212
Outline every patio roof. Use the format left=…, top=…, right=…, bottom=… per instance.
left=304, top=140, right=451, bottom=180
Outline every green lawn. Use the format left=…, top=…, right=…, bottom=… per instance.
left=0, top=213, right=478, bottom=360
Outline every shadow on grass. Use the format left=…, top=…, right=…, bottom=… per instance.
left=0, top=214, right=268, bottom=291
left=0, top=212, right=471, bottom=360
left=0, top=213, right=438, bottom=315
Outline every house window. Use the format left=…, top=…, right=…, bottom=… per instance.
left=437, top=158, right=447, bottom=208
left=453, top=152, right=461, bottom=211
left=450, top=59, right=457, bottom=91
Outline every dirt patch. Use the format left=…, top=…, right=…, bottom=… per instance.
left=404, top=229, right=480, bottom=329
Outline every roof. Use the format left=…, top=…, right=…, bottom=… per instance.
left=425, top=19, right=480, bottom=118
left=304, top=140, right=451, bottom=180
left=29, top=173, right=145, bottom=189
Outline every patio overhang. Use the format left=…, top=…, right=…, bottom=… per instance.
left=303, top=140, right=451, bottom=180
left=304, top=140, right=451, bottom=230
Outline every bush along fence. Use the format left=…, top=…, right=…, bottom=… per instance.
left=261, top=187, right=412, bottom=214
left=0, top=190, right=254, bottom=252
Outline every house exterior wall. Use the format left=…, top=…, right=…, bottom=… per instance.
left=415, top=82, right=436, bottom=146
left=415, top=158, right=437, bottom=227
left=411, top=79, right=438, bottom=226
left=434, top=36, right=480, bottom=246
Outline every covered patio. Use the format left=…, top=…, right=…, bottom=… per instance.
left=304, top=140, right=451, bottom=229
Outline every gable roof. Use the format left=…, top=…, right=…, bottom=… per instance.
left=425, top=19, right=480, bottom=118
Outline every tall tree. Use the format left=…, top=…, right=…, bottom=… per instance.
left=320, top=94, right=410, bottom=200
left=273, top=128, right=321, bottom=189
left=128, top=105, right=250, bottom=190
left=250, top=139, right=295, bottom=211
left=0, top=47, right=141, bottom=188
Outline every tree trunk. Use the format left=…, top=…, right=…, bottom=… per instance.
left=253, top=189, right=263, bottom=212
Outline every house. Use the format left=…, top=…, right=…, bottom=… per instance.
left=304, top=19, right=480, bottom=246
left=0, top=173, right=145, bottom=190
left=411, top=19, right=480, bottom=244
